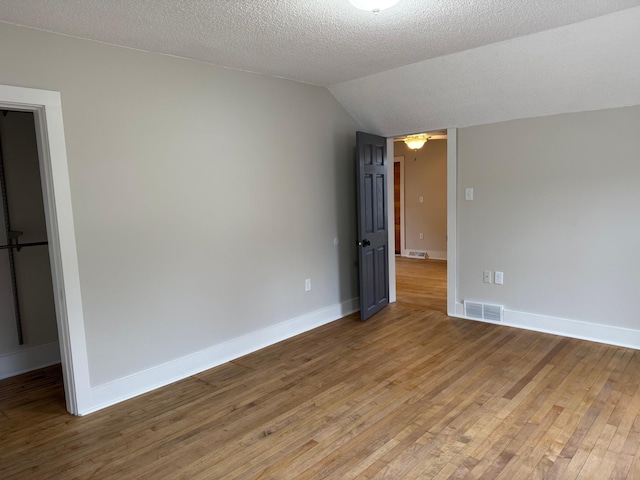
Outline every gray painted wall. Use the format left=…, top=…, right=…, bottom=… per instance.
left=0, top=23, right=359, bottom=386
left=458, top=105, right=640, bottom=328
left=0, top=111, right=58, bottom=357
left=395, top=140, right=447, bottom=259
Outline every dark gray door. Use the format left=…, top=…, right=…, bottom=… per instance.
left=356, top=131, right=389, bottom=320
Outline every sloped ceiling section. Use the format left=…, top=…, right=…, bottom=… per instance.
left=329, top=7, right=640, bottom=137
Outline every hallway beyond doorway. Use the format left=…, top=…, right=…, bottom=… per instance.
left=395, top=256, right=447, bottom=312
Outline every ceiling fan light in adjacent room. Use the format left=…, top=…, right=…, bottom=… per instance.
left=348, top=0, right=401, bottom=13
left=404, top=134, right=428, bottom=150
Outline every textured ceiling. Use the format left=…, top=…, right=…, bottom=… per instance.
left=0, top=0, right=638, bottom=86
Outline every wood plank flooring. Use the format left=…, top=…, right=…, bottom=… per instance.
left=395, top=257, right=447, bottom=312
left=2, top=259, right=640, bottom=479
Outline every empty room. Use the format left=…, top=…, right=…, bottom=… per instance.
left=1, top=1, right=640, bottom=478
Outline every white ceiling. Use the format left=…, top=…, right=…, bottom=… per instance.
left=0, top=0, right=638, bottom=87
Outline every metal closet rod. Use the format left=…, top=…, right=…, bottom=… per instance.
left=0, top=241, right=48, bottom=251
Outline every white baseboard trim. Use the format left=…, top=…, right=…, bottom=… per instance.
left=85, top=298, right=360, bottom=415
left=427, top=250, right=447, bottom=261
left=0, top=341, right=61, bottom=380
left=453, top=302, right=640, bottom=350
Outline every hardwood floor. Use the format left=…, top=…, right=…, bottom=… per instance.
left=395, top=256, right=447, bottom=312
left=2, top=261, right=640, bottom=479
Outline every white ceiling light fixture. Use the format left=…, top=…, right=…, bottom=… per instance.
left=348, top=0, right=401, bottom=13
left=404, top=134, right=428, bottom=150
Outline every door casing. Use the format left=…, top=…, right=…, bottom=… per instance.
left=0, top=84, right=90, bottom=415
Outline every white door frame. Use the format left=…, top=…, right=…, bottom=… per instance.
left=0, top=84, right=90, bottom=415
left=446, top=128, right=457, bottom=316
left=387, top=128, right=457, bottom=315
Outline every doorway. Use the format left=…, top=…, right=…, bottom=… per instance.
left=0, top=84, right=90, bottom=415
left=0, top=110, right=59, bottom=380
left=391, top=131, right=450, bottom=312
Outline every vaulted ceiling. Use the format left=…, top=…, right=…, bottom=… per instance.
left=0, top=0, right=637, bottom=87
left=1, top=1, right=639, bottom=135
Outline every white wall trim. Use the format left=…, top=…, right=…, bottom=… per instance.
left=447, top=128, right=457, bottom=316
left=387, top=138, right=396, bottom=303
left=0, top=342, right=61, bottom=380
left=453, top=302, right=640, bottom=350
left=84, top=298, right=359, bottom=415
left=393, top=156, right=405, bottom=257
left=0, top=84, right=90, bottom=415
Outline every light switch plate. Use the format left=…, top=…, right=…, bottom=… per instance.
left=465, top=188, right=474, bottom=201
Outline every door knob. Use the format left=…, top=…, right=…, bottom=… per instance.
left=357, top=239, right=371, bottom=247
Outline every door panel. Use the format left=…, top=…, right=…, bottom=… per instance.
left=356, top=132, right=389, bottom=320
left=364, top=174, right=373, bottom=233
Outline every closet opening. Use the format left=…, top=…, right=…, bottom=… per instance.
left=0, top=109, right=61, bottom=387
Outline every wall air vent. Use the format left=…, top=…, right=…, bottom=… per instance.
left=406, top=251, right=427, bottom=259
left=463, top=301, right=504, bottom=322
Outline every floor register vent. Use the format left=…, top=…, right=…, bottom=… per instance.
left=464, top=301, right=504, bottom=322
left=406, top=250, right=427, bottom=259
